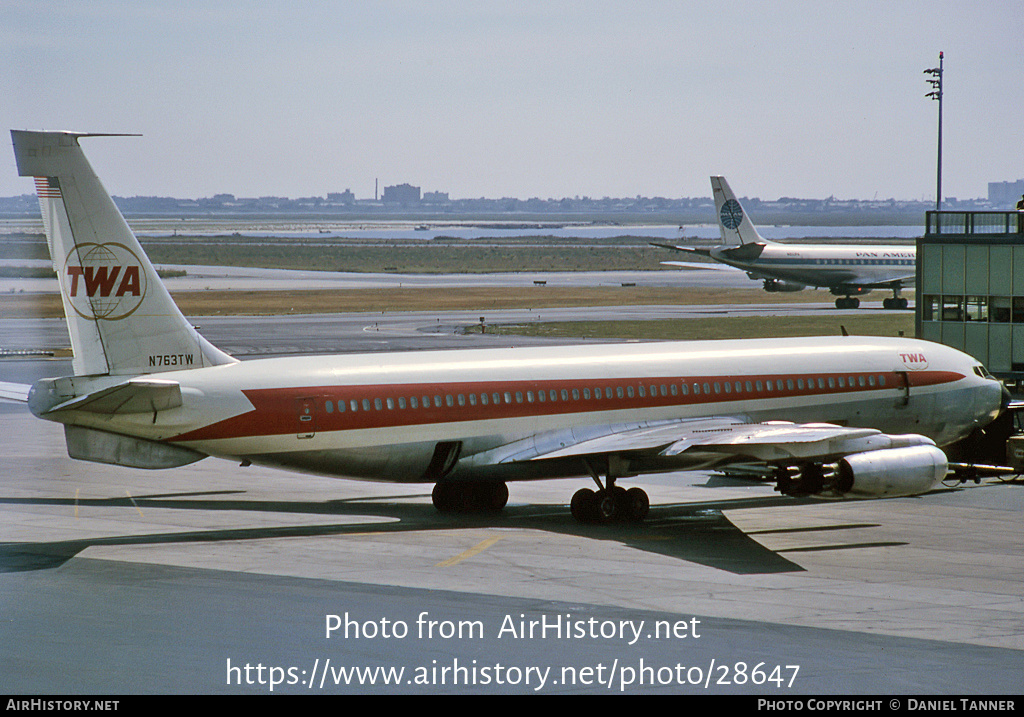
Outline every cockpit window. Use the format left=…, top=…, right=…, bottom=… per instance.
left=974, top=364, right=994, bottom=379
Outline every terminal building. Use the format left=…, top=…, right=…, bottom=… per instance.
left=917, top=210, right=1024, bottom=381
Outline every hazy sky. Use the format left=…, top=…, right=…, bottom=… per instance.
left=3, top=1, right=1022, bottom=203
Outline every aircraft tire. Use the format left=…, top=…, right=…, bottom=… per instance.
left=593, top=489, right=621, bottom=523
left=571, top=488, right=597, bottom=522
left=481, top=482, right=509, bottom=512
left=432, top=481, right=508, bottom=513
left=623, top=487, right=650, bottom=522
left=432, top=481, right=456, bottom=512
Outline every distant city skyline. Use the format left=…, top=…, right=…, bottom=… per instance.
left=3, top=2, right=1022, bottom=202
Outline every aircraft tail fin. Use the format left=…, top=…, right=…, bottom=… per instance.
left=710, top=176, right=771, bottom=246
left=11, top=130, right=236, bottom=376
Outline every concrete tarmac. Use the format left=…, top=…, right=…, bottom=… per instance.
left=1, top=396, right=1022, bottom=695
left=0, top=276, right=1017, bottom=696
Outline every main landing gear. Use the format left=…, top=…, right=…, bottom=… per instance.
left=833, top=287, right=908, bottom=310
left=570, top=458, right=650, bottom=524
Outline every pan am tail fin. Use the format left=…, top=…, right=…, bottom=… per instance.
left=11, top=130, right=236, bottom=376
left=710, top=175, right=771, bottom=247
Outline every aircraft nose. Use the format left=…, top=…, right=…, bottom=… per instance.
left=985, top=380, right=1015, bottom=427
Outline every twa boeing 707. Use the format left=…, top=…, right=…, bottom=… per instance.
left=656, top=176, right=917, bottom=310
left=2, top=131, right=1006, bottom=524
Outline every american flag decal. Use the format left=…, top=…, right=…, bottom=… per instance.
left=34, top=176, right=62, bottom=199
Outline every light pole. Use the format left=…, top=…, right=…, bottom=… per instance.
left=924, top=52, right=944, bottom=211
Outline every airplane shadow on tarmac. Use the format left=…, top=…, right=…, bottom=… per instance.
left=0, top=484, right=922, bottom=575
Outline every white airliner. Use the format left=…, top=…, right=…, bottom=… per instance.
left=655, top=176, right=917, bottom=310
left=3, top=131, right=1006, bottom=525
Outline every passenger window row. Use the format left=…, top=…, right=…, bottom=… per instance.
left=318, top=373, right=889, bottom=415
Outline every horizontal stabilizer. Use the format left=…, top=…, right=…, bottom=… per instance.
left=0, top=381, right=31, bottom=402
left=46, top=378, right=183, bottom=415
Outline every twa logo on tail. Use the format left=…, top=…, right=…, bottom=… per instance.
left=62, top=242, right=148, bottom=320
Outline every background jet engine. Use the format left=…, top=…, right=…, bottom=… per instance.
left=761, top=278, right=806, bottom=292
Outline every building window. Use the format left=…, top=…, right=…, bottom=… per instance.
left=966, top=296, right=988, bottom=322
left=942, top=296, right=964, bottom=322
left=1014, top=298, right=1024, bottom=323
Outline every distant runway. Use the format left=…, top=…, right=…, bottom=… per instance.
left=0, top=299, right=889, bottom=365
left=0, top=264, right=900, bottom=360
left=0, top=262, right=767, bottom=294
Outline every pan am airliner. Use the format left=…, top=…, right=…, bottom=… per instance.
left=656, top=177, right=917, bottom=310
left=3, top=131, right=1005, bottom=524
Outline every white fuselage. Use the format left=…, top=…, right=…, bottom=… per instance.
left=38, top=335, right=1002, bottom=484
left=709, top=243, right=916, bottom=290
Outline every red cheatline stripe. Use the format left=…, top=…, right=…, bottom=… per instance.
left=169, top=369, right=964, bottom=444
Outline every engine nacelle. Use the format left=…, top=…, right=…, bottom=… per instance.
left=762, top=278, right=806, bottom=292
left=835, top=445, right=948, bottom=498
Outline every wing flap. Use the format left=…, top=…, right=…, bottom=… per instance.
left=529, top=416, right=747, bottom=460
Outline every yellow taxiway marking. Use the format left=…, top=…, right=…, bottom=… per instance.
left=74, top=488, right=79, bottom=519
left=435, top=536, right=503, bottom=567
left=125, top=490, right=144, bottom=517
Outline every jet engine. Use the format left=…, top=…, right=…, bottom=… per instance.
left=762, top=278, right=806, bottom=292
left=835, top=445, right=948, bottom=498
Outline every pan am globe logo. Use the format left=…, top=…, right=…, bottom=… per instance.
left=62, top=242, right=148, bottom=321
left=720, top=199, right=744, bottom=230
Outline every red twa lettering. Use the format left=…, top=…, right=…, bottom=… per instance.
left=66, top=265, right=141, bottom=297
left=115, top=266, right=140, bottom=296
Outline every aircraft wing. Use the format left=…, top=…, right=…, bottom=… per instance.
left=474, top=415, right=931, bottom=468
left=843, top=274, right=918, bottom=289
left=660, top=260, right=743, bottom=272
left=0, top=381, right=30, bottom=403
left=650, top=241, right=714, bottom=257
